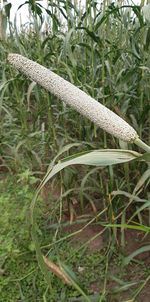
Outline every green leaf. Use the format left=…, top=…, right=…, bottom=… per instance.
left=104, top=223, right=150, bottom=233
left=128, top=200, right=150, bottom=223
left=4, top=3, right=12, bottom=19
left=133, top=169, right=150, bottom=195
left=111, top=190, right=148, bottom=203
left=60, top=262, right=91, bottom=302
left=123, top=245, right=150, bottom=266
left=27, top=81, right=37, bottom=111
left=139, top=153, right=150, bottom=162
left=40, top=149, right=141, bottom=189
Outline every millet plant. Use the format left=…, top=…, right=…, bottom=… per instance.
left=1, top=0, right=150, bottom=300
left=7, top=52, right=150, bottom=299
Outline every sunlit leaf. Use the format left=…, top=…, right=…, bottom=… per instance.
left=40, top=149, right=141, bottom=188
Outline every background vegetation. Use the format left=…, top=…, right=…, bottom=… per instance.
left=0, top=0, right=150, bottom=301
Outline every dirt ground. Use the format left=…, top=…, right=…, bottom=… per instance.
left=63, top=221, right=150, bottom=302
left=43, top=184, right=150, bottom=301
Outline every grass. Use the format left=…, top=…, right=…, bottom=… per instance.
left=1, top=177, right=150, bottom=302
left=0, top=0, right=150, bottom=301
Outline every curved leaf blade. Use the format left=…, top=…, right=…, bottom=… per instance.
left=40, top=149, right=141, bottom=188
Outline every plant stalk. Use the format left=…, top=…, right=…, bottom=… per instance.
left=134, top=138, right=150, bottom=153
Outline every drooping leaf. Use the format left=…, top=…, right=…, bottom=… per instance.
left=40, top=149, right=141, bottom=189
left=123, top=245, right=150, bottom=265
left=128, top=200, right=150, bottom=223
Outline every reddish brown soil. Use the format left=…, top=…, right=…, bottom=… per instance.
left=63, top=221, right=150, bottom=302
left=123, top=229, right=150, bottom=262
left=63, top=223, right=104, bottom=251
left=43, top=185, right=150, bottom=301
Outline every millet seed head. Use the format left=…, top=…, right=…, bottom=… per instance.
left=8, top=53, right=138, bottom=143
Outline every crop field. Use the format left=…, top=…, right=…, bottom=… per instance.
left=0, top=1, right=150, bottom=301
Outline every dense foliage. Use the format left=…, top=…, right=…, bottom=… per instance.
left=0, top=1, right=150, bottom=301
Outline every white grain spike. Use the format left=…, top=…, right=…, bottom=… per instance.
left=8, top=53, right=138, bottom=143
